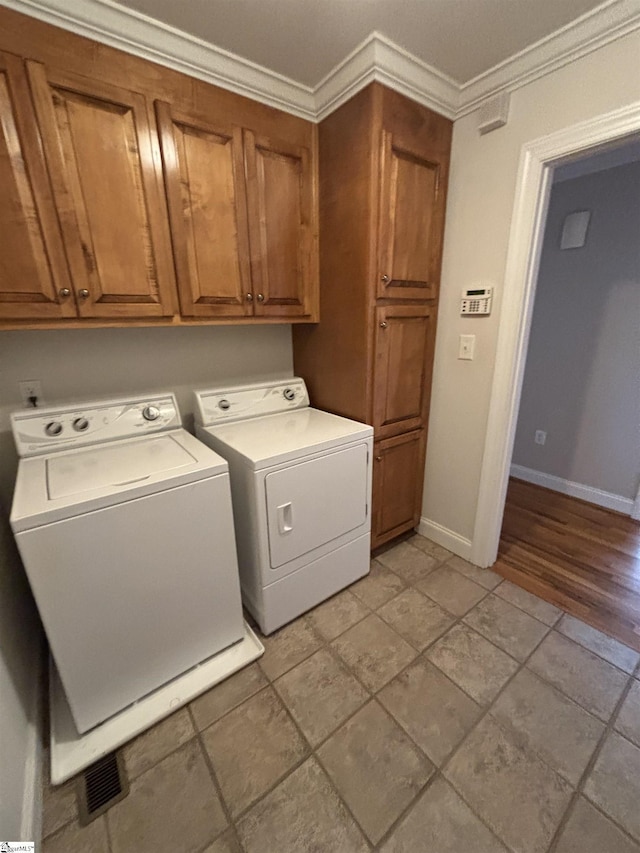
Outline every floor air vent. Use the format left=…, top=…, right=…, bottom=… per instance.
left=78, top=751, right=129, bottom=824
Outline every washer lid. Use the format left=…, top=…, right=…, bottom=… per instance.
left=11, top=430, right=229, bottom=532
left=198, top=408, right=373, bottom=470
left=47, top=434, right=196, bottom=499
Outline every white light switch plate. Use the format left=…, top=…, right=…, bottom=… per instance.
left=458, top=335, right=476, bottom=360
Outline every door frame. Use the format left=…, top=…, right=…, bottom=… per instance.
left=470, top=101, right=640, bottom=568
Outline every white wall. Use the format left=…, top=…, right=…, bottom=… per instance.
left=0, top=325, right=293, bottom=504
left=0, top=323, right=292, bottom=836
left=512, top=160, right=640, bottom=503
left=422, top=28, right=640, bottom=546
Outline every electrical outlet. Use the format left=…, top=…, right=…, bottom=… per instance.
left=19, top=379, right=44, bottom=408
left=534, top=429, right=546, bottom=446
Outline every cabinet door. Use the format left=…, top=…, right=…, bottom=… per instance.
left=156, top=102, right=254, bottom=318
left=244, top=129, right=316, bottom=318
left=373, top=304, right=435, bottom=439
left=377, top=130, right=442, bottom=301
left=372, top=430, right=425, bottom=548
left=0, top=52, right=75, bottom=320
left=27, top=61, right=176, bottom=319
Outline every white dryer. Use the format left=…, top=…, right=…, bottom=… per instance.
left=194, top=378, right=373, bottom=634
left=11, top=394, right=244, bottom=734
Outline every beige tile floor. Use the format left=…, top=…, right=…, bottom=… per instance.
left=42, top=534, right=640, bottom=853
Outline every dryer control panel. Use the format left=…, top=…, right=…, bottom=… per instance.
left=195, top=379, right=309, bottom=426
left=12, top=394, right=181, bottom=457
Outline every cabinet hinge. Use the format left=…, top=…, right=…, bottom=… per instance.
left=434, top=168, right=441, bottom=200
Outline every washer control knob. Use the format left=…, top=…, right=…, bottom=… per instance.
left=142, top=405, right=161, bottom=421
left=218, top=399, right=231, bottom=411
left=45, top=421, right=63, bottom=437
left=72, top=417, right=90, bottom=432
left=283, top=388, right=296, bottom=401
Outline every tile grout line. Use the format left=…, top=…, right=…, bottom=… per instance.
left=546, top=669, right=640, bottom=852
left=354, top=562, right=638, bottom=852
left=492, top=561, right=640, bottom=656
left=103, top=809, right=115, bottom=853
left=236, top=546, right=455, bottom=848
left=187, top=702, right=247, bottom=852
left=230, top=548, right=572, bottom=850
left=253, top=672, right=376, bottom=850
left=427, top=604, right=559, bottom=853
left=331, top=550, right=530, bottom=850
left=200, top=657, right=375, bottom=848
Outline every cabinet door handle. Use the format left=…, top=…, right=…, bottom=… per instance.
left=256, top=293, right=265, bottom=302
left=245, top=293, right=254, bottom=302
left=379, top=321, right=388, bottom=329
left=381, top=274, right=390, bottom=283
left=59, top=288, right=70, bottom=298
left=78, top=289, right=90, bottom=299
left=375, top=455, right=382, bottom=462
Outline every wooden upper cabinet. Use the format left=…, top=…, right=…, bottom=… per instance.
left=0, top=51, right=75, bottom=320
left=26, top=61, right=176, bottom=319
left=373, top=304, right=435, bottom=439
left=377, top=129, right=441, bottom=301
left=156, top=101, right=253, bottom=318
left=244, top=130, right=316, bottom=318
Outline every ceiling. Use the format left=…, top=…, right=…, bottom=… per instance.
left=112, top=0, right=609, bottom=86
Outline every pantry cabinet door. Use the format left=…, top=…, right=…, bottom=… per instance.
left=373, top=304, right=435, bottom=439
left=27, top=61, right=176, bottom=319
left=0, top=51, right=75, bottom=320
left=377, top=130, right=442, bottom=301
left=156, top=102, right=254, bottom=317
left=372, top=430, right=426, bottom=548
left=244, top=129, right=317, bottom=319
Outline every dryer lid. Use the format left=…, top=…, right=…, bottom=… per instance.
left=47, top=435, right=197, bottom=499
left=200, top=408, right=373, bottom=470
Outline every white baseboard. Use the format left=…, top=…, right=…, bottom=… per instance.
left=21, top=646, right=44, bottom=844
left=417, top=517, right=473, bottom=561
left=511, top=464, right=634, bottom=515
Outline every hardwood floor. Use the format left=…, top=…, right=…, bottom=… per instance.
left=494, top=478, right=640, bottom=652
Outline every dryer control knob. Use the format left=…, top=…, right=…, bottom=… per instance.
left=72, top=417, right=90, bottom=432
left=45, top=421, right=63, bottom=436
left=283, top=388, right=296, bottom=401
left=142, top=405, right=161, bottom=421
left=218, top=399, right=231, bottom=411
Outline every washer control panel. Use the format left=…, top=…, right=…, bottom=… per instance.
left=12, top=394, right=181, bottom=457
left=195, top=378, right=309, bottom=425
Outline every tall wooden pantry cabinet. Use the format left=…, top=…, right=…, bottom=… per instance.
left=293, top=83, right=452, bottom=549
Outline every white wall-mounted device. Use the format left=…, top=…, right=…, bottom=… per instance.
left=461, top=286, right=493, bottom=315
left=560, top=210, right=590, bottom=249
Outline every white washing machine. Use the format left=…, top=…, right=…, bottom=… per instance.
left=10, top=393, right=245, bottom=734
left=194, top=378, right=373, bottom=634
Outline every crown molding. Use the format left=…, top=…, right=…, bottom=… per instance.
left=313, top=31, right=459, bottom=121
left=0, top=0, right=317, bottom=119
left=457, top=0, right=640, bottom=117
left=2, top=0, right=639, bottom=123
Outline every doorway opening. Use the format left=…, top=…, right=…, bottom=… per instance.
left=470, top=102, right=640, bottom=648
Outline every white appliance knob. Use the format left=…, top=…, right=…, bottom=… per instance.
left=72, top=417, right=90, bottom=432
left=142, top=405, right=161, bottom=421
left=218, top=399, right=231, bottom=411
left=45, top=421, right=63, bottom=436
left=283, top=388, right=296, bottom=401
